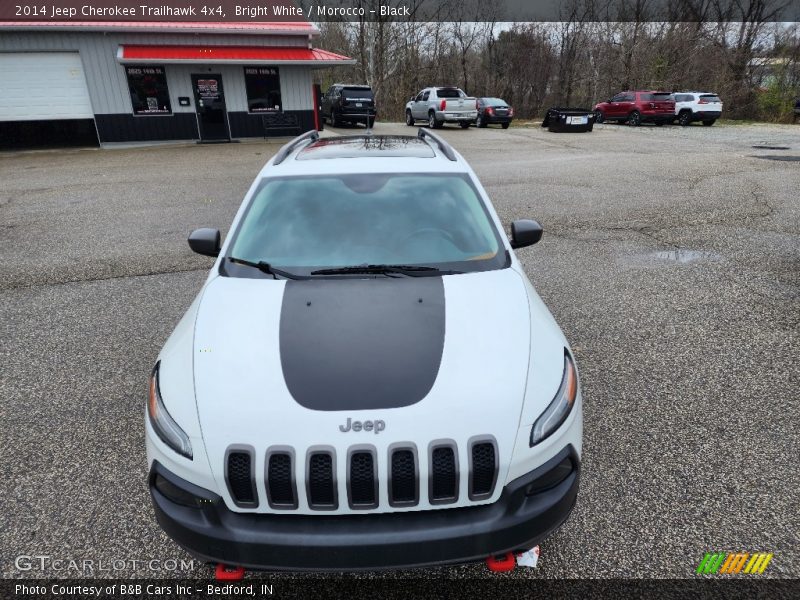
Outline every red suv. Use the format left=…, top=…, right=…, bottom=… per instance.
left=593, top=91, right=675, bottom=126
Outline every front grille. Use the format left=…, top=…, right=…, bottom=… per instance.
left=226, top=449, right=257, bottom=507
left=469, top=440, right=498, bottom=500
left=224, top=437, right=499, bottom=511
left=266, top=450, right=296, bottom=509
left=389, top=448, right=417, bottom=506
left=430, top=444, right=458, bottom=504
left=307, top=451, right=337, bottom=509
left=348, top=449, right=378, bottom=509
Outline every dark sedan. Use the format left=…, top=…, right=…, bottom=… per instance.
left=476, top=98, right=514, bottom=128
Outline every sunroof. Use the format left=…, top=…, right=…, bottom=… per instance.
left=296, top=136, right=436, bottom=160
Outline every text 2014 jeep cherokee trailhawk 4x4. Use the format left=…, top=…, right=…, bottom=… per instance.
left=146, top=130, right=583, bottom=572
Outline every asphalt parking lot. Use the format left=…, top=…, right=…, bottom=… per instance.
left=1, top=120, right=798, bottom=581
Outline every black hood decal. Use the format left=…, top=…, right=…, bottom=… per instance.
left=279, top=278, right=445, bottom=411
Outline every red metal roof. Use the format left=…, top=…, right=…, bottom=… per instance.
left=117, top=45, right=354, bottom=65
left=0, top=21, right=317, bottom=36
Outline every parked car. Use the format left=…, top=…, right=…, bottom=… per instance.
left=149, top=129, right=583, bottom=572
left=672, top=92, right=723, bottom=126
left=406, top=87, right=478, bottom=128
left=321, top=83, right=376, bottom=128
left=476, top=98, right=514, bottom=128
left=593, top=91, right=675, bottom=126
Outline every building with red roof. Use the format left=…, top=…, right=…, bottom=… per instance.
left=0, top=21, right=354, bottom=146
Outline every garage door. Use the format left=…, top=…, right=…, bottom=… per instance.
left=0, top=52, right=94, bottom=121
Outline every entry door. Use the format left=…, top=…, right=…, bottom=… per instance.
left=192, top=74, right=230, bottom=141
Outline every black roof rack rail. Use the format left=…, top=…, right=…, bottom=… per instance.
left=417, top=128, right=457, bottom=162
left=273, top=130, right=319, bottom=166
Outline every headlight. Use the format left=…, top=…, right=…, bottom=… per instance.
left=530, top=352, right=578, bottom=446
left=148, top=362, right=193, bottom=459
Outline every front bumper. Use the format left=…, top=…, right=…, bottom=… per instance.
left=150, top=445, right=580, bottom=571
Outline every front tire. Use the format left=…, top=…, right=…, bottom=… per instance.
left=678, top=111, right=692, bottom=127
left=594, top=110, right=604, bottom=123
left=330, top=110, right=339, bottom=127
left=703, top=119, right=716, bottom=126
left=405, top=110, right=414, bottom=126
left=628, top=111, right=641, bottom=126
left=476, top=115, right=487, bottom=128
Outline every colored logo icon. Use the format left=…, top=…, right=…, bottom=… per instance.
left=696, top=552, right=773, bottom=574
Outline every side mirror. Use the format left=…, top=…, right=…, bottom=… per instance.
left=188, top=228, right=221, bottom=257
left=510, top=219, right=543, bottom=249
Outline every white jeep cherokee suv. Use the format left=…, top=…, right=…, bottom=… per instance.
left=673, top=92, right=723, bottom=126
left=146, top=129, right=582, bottom=571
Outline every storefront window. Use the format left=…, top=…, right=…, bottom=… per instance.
left=126, top=66, right=172, bottom=115
left=244, top=67, right=282, bottom=113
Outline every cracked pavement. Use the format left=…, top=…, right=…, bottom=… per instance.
left=1, top=121, right=798, bottom=580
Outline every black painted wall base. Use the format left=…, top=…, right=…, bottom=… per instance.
left=0, top=120, right=99, bottom=149
left=95, top=113, right=199, bottom=143
left=228, top=110, right=316, bottom=138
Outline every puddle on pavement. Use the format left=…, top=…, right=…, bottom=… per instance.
left=752, top=145, right=790, bottom=150
left=752, top=155, right=800, bottom=162
left=621, top=249, right=722, bottom=267
left=652, top=249, right=720, bottom=263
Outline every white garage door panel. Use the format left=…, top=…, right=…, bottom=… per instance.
left=0, top=53, right=94, bottom=121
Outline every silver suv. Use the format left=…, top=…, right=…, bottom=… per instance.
left=672, top=92, right=723, bottom=126
left=405, top=87, right=478, bottom=129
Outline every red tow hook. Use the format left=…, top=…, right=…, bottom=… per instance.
left=215, top=564, right=245, bottom=580
left=485, top=552, right=516, bottom=572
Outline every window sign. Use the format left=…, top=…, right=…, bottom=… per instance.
left=244, top=67, right=282, bottom=113
left=126, top=66, right=172, bottom=115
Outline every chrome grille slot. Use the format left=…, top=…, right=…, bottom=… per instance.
left=389, top=446, right=418, bottom=507
left=469, top=437, right=498, bottom=500
left=429, top=441, right=459, bottom=504
left=306, top=449, right=337, bottom=510
left=265, top=448, right=296, bottom=509
left=225, top=446, right=258, bottom=507
left=348, top=447, right=378, bottom=509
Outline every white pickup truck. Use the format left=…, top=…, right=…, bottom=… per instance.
left=406, top=87, right=478, bottom=129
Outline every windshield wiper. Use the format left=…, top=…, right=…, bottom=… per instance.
left=310, top=264, right=461, bottom=277
left=228, top=257, right=309, bottom=280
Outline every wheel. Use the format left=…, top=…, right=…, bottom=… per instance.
left=459, top=121, right=471, bottom=129
left=678, top=111, right=692, bottom=127
left=703, top=119, right=716, bottom=126
left=594, top=110, right=604, bottom=123
left=627, top=111, right=641, bottom=126
left=501, top=122, right=510, bottom=129
left=476, top=115, right=487, bottom=128
left=428, top=112, right=441, bottom=129
left=367, top=118, right=375, bottom=128
left=330, top=110, right=339, bottom=127
left=405, top=110, right=414, bottom=126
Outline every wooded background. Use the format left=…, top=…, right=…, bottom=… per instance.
left=312, top=0, right=800, bottom=121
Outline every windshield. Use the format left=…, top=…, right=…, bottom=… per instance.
left=484, top=98, right=507, bottom=106
left=225, top=173, right=507, bottom=277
